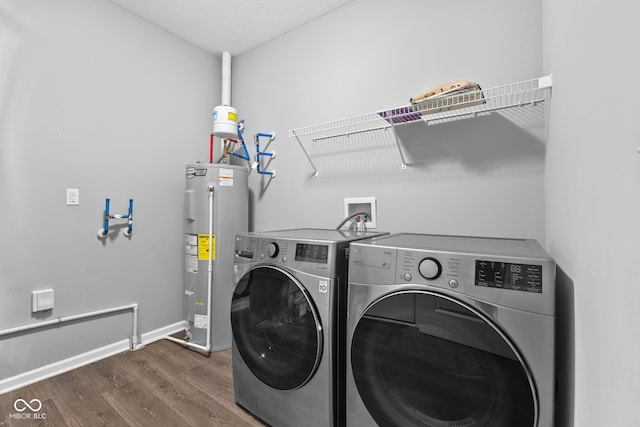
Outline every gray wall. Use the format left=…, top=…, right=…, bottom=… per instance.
left=543, top=1, right=640, bottom=426
left=0, top=0, right=219, bottom=381
left=233, top=0, right=547, bottom=242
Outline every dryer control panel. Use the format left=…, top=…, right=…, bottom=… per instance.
left=397, top=250, right=464, bottom=289
left=397, top=251, right=544, bottom=294
left=349, top=233, right=555, bottom=315
left=475, top=260, right=543, bottom=293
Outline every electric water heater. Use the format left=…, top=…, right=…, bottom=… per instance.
left=184, top=163, right=248, bottom=351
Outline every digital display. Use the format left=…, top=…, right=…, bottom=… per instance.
left=295, top=244, right=329, bottom=264
left=475, top=260, right=542, bottom=293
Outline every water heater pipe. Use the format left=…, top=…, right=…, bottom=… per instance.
left=221, top=51, right=231, bottom=106
left=228, top=121, right=250, bottom=162
left=166, top=185, right=214, bottom=353
left=0, top=303, right=143, bottom=351
left=205, top=185, right=214, bottom=350
left=210, top=134, right=214, bottom=163
left=212, top=51, right=237, bottom=140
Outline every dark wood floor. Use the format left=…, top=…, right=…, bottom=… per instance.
left=0, top=339, right=265, bottom=426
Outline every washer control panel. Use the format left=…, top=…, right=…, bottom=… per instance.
left=418, top=258, right=442, bottom=280
left=259, top=240, right=290, bottom=262
left=294, top=243, right=329, bottom=264
left=399, top=250, right=463, bottom=289
left=235, top=234, right=336, bottom=276
left=267, top=242, right=280, bottom=258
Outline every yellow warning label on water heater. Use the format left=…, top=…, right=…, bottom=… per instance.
left=198, top=234, right=216, bottom=261
left=228, top=111, right=238, bottom=122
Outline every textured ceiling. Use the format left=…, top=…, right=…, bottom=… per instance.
left=107, top=0, right=354, bottom=56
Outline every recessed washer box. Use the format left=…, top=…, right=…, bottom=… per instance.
left=344, top=197, right=377, bottom=229
left=32, top=289, right=54, bottom=312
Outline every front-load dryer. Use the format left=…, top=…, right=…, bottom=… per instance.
left=346, top=233, right=555, bottom=427
left=231, top=228, right=388, bottom=427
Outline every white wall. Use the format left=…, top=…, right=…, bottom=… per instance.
left=234, top=0, right=547, bottom=243
left=543, top=1, right=640, bottom=426
left=0, top=0, right=218, bottom=386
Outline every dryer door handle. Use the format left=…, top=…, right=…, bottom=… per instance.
left=434, top=307, right=484, bottom=324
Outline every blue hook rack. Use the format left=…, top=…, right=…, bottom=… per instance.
left=254, top=132, right=276, bottom=177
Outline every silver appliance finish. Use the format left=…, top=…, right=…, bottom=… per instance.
left=346, top=233, right=556, bottom=427
left=184, top=163, right=248, bottom=351
left=232, top=228, right=388, bottom=427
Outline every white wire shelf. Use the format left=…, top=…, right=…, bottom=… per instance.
left=289, top=75, right=552, bottom=175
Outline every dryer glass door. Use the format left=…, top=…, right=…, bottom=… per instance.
left=231, top=266, right=323, bottom=391
left=351, top=291, right=536, bottom=427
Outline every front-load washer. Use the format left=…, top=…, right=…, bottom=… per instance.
left=231, top=228, right=388, bottom=427
left=346, top=233, right=555, bottom=427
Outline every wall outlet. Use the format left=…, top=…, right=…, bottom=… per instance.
left=344, top=197, right=377, bottom=229
left=66, top=188, right=80, bottom=206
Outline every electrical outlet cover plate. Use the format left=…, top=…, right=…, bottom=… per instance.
left=344, top=197, right=377, bottom=229
left=32, top=289, right=55, bottom=312
left=66, top=188, right=80, bottom=205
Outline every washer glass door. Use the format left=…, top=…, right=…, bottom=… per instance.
left=351, top=291, right=536, bottom=427
left=231, top=265, right=323, bottom=390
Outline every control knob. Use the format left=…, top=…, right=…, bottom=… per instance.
left=267, top=242, right=279, bottom=258
left=418, top=257, right=442, bottom=280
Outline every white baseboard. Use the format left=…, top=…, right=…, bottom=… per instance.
left=0, top=320, right=185, bottom=395
left=140, top=320, right=186, bottom=345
